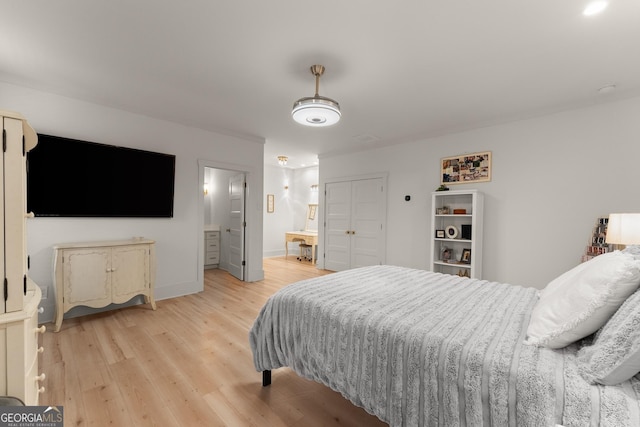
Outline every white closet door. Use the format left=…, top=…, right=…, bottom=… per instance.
left=324, top=181, right=352, bottom=271
left=350, top=178, right=385, bottom=268
left=324, top=177, right=386, bottom=271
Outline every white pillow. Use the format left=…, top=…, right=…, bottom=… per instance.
left=525, top=251, right=640, bottom=349
left=577, top=287, right=640, bottom=385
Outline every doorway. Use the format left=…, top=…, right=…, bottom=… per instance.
left=201, top=165, right=246, bottom=281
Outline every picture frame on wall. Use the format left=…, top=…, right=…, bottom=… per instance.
left=441, top=151, right=491, bottom=184
left=267, top=194, right=274, bottom=213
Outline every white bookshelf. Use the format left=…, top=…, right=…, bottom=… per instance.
left=430, top=189, right=484, bottom=279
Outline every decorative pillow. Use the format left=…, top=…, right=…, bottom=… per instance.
left=577, top=287, right=640, bottom=385
left=622, top=245, right=640, bottom=259
left=525, top=251, right=640, bottom=349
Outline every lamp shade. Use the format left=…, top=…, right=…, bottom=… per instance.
left=606, top=213, right=640, bottom=245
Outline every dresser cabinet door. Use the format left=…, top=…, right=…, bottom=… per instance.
left=111, top=245, right=150, bottom=303
left=62, top=248, right=111, bottom=310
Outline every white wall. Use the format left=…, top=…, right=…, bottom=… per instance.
left=1, top=81, right=265, bottom=323
left=319, top=96, right=640, bottom=289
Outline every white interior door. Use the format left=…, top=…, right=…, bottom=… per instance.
left=227, top=173, right=245, bottom=280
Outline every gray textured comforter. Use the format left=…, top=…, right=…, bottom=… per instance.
left=249, top=265, right=640, bottom=426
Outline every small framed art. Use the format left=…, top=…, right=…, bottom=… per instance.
left=266, top=194, right=274, bottom=213
left=460, top=248, right=471, bottom=264
left=435, top=229, right=446, bottom=238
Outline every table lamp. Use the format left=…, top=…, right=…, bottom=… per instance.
left=606, top=213, right=640, bottom=248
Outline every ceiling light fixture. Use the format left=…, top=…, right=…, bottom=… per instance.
left=292, top=65, right=341, bottom=127
left=583, top=1, right=608, bottom=16
left=277, top=155, right=288, bottom=166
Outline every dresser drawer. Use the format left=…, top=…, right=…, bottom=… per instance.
left=205, top=253, right=220, bottom=264
left=205, top=231, right=220, bottom=240
left=205, top=240, right=219, bottom=251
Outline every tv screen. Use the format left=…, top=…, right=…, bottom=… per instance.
left=27, top=134, right=176, bottom=218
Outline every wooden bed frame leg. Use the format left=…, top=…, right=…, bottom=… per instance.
left=262, top=370, right=271, bottom=387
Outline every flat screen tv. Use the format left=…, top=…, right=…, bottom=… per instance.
left=27, top=134, right=176, bottom=218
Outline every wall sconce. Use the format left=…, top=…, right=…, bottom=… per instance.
left=203, top=182, right=209, bottom=195
left=311, top=184, right=318, bottom=191
left=278, top=155, right=288, bottom=166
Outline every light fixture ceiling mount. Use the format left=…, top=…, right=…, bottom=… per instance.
left=277, top=155, right=288, bottom=166
left=292, top=65, right=341, bottom=127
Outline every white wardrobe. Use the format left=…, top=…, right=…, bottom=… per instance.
left=0, top=110, right=45, bottom=404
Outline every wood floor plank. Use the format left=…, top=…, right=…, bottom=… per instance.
left=39, top=257, right=387, bottom=426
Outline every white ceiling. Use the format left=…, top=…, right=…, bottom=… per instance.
left=1, top=1, right=639, bottom=169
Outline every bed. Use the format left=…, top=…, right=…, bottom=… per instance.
left=250, top=253, right=640, bottom=426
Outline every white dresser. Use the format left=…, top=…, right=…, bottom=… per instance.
left=53, top=239, right=157, bottom=332
left=0, top=110, right=45, bottom=405
left=204, top=227, right=220, bottom=269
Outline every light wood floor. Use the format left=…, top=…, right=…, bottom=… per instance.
left=40, top=257, right=388, bottom=426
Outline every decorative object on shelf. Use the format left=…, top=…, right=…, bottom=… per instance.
left=277, top=155, right=288, bottom=166
left=292, top=64, right=341, bottom=127
left=435, top=229, right=446, bottom=238
left=441, top=247, right=452, bottom=261
left=461, top=248, right=471, bottom=264
left=457, top=269, right=470, bottom=278
left=461, top=224, right=472, bottom=240
left=441, top=151, right=491, bottom=184
left=436, top=184, right=450, bottom=191
left=267, top=194, right=274, bottom=213
left=453, top=209, right=467, bottom=214
left=606, top=213, right=640, bottom=248
left=436, top=206, right=450, bottom=215
left=446, top=225, right=459, bottom=239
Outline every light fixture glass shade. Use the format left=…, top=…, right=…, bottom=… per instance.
left=292, top=96, right=341, bottom=127
left=606, top=213, right=640, bottom=245
left=277, top=155, right=288, bottom=166
left=583, top=1, right=608, bottom=16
